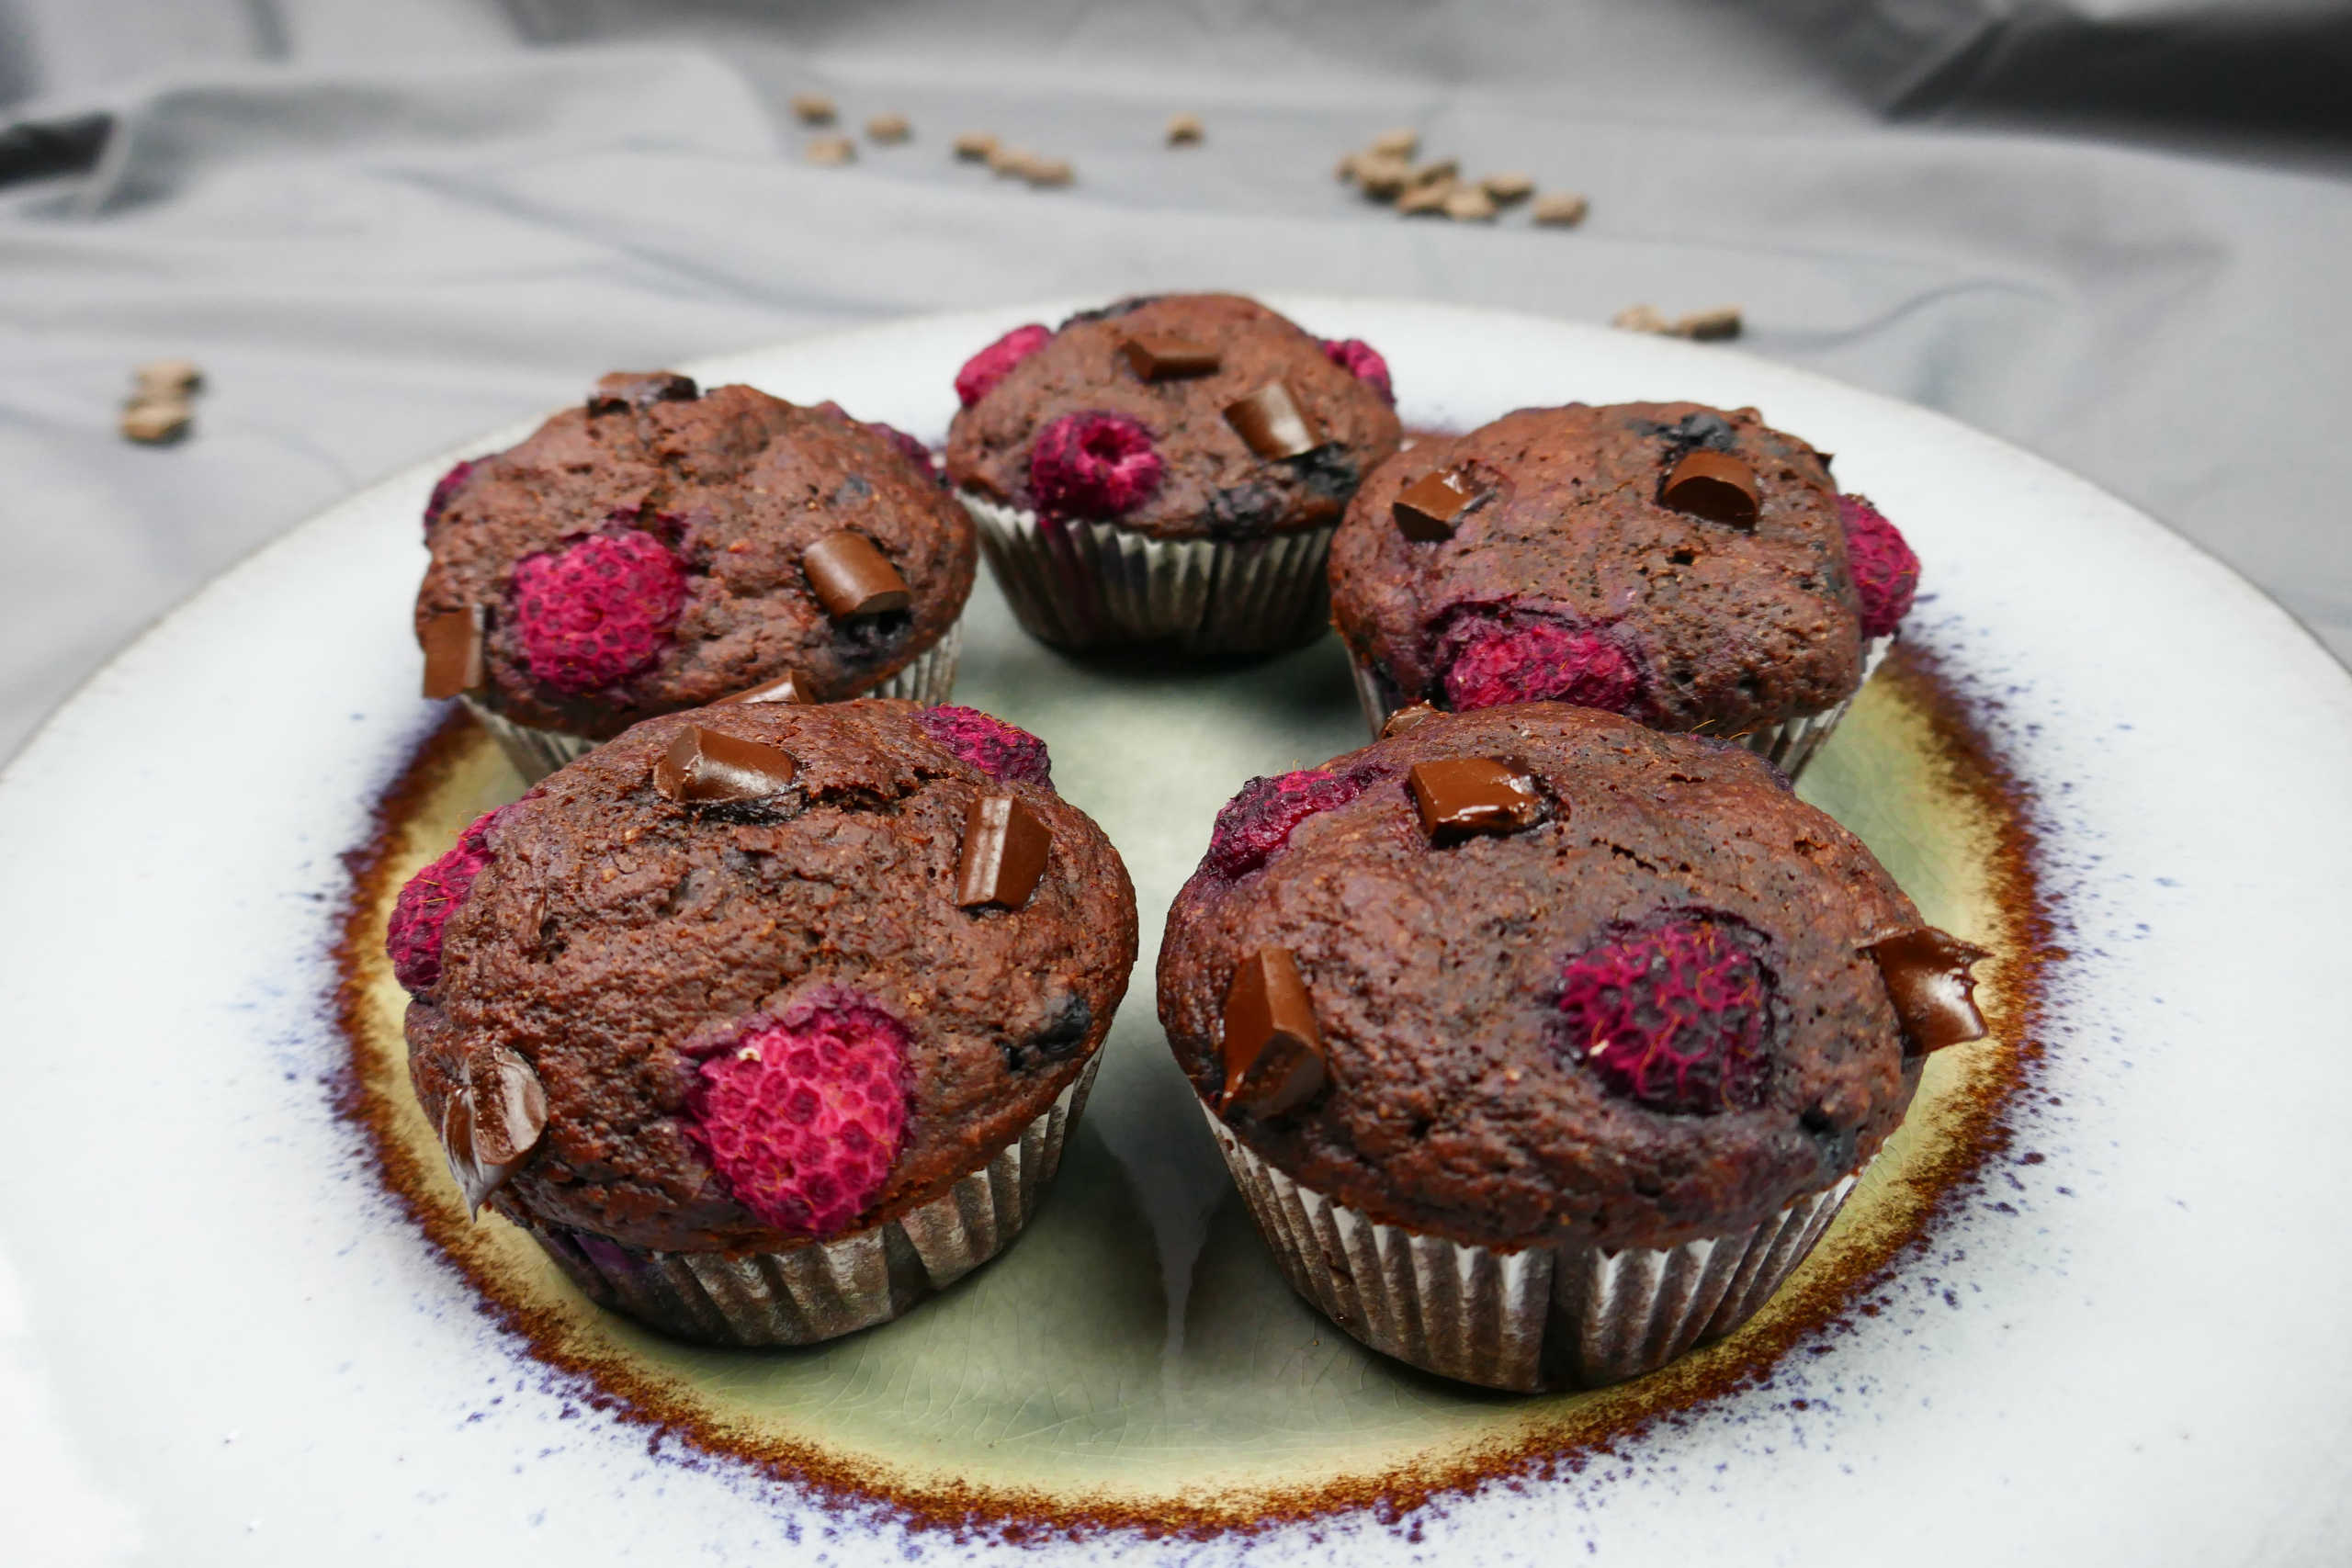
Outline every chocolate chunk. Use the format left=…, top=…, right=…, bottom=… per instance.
left=652, top=726, right=798, bottom=804
left=1660, top=450, right=1760, bottom=527
left=956, top=795, right=1052, bottom=909
left=1392, top=468, right=1488, bottom=541
left=1408, top=758, right=1544, bottom=843
left=587, top=370, right=698, bottom=415
left=1866, top=928, right=1992, bottom=1055
left=420, top=605, right=485, bottom=699
left=1121, top=333, right=1221, bottom=381
left=1219, top=947, right=1327, bottom=1116
left=441, top=1045, right=548, bottom=1217
left=802, top=531, right=912, bottom=619
left=713, top=670, right=808, bottom=705
left=1381, top=701, right=1442, bottom=739
left=1224, top=381, right=1324, bottom=459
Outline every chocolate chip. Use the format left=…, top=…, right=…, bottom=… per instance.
left=713, top=670, right=808, bottom=705
left=803, top=531, right=912, bottom=619
left=956, top=795, right=1052, bottom=909
left=652, top=726, right=798, bottom=804
left=1224, top=381, right=1323, bottom=459
left=1381, top=702, right=1442, bottom=739
left=1121, top=333, right=1221, bottom=380
left=420, top=605, right=485, bottom=699
left=441, top=1045, right=548, bottom=1217
left=1660, top=450, right=1760, bottom=527
left=1219, top=947, right=1327, bottom=1117
left=1393, top=468, right=1489, bottom=541
left=587, top=371, right=697, bottom=415
left=1866, top=928, right=1992, bottom=1055
left=1408, top=758, right=1544, bottom=843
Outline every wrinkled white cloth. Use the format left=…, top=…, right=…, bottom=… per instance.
left=2, top=0, right=2349, bottom=761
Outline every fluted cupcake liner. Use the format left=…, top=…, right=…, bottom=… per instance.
left=462, top=620, right=966, bottom=784
left=1347, top=636, right=1893, bottom=784
left=1203, top=1107, right=1860, bottom=1393
left=960, top=491, right=1335, bottom=656
left=522, top=1052, right=1098, bottom=1348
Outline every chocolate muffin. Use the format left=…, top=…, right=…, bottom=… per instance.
left=1159, top=703, right=1987, bottom=1390
left=417, top=371, right=977, bottom=781
left=944, top=293, right=1404, bottom=654
left=1329, top=402, right=1920, bottom=776
left=389, top=698, right=1136, bottom=1347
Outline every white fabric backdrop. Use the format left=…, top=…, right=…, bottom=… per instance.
left=3, top=0, right=2349, bottom=761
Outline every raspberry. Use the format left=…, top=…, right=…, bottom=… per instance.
left=1556, top=915, right=1774, bottom=1114
left=955, top=322, right=1052, bottom=408
left=684, top=1001, right=912, bottom=1237
left=1839, top=493, right=1918, bottom=638
left=916, top=705, right=1052, bottom=785
left=509, top=530, right=687, bottom=694
left=1204, top=763, right=1385, bottom=879
left=1442, top=610, right=1642, bottom=715
left=1320, top=338, right=1395, bottom=406
left=1027, top=412, right=1164, bottom=520
left=423, top=459, right=476, bottom=535
left=386, top=807, right=503, bottom=995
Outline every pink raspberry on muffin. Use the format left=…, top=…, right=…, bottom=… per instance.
left=386, top=807, right=504, bottom=995
left=422, top=458, right=477, bottom=534
left=1320, top=338, right=1395, bottom=406
left=1027, top=411, right=1165, bottom=520
left=1556, top=915, right=1774, bottom=1114
left=1442, top=610, right=1643, bottom=715
left=509, top=530, right=688, bottom=693
left=916, top=705, right=1052, bottom=785
left=955, top=322, right=1053, bottom=408
left=685, top=1000, right=913, bottom=1237
left=1838, top=494, right=1918, bottom=638
left=1205, top=763, right=1386, bottom=879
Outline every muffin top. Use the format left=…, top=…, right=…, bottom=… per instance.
left=943, top=294, right=1405, bottom=541
left=1329, top=402, right=1920, bottom=734
left=416, top=374, right=976, bottom=739
left=1159, top=704, right=1980, bottom=1254
left=395, top=699, right=1136, bottom=1254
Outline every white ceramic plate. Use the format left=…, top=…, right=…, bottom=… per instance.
left=4, top=300, right=2349, bottom=1567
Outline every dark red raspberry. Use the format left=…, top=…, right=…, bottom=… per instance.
left=1027, top=412, right=1164, bottom=520
left=684, top=999, right=912, bottom=1237
left=1839, top=493, right=1918, bottom=638
left=509, top=530, right=688, bottom=694
left=422, top=459, right=477, bottom=535
left=1556, top=915, right=1775, bottom=1114
left=385, top=807, right=503, bottom=995
left=1319, top=337, right=1395, bottom=406
left=1204, top=764, right=1385, bottom=879
left=916, top=705, right=1052, bottom=786
left=1442, top=610, right=1642, bottom=715
left=955, top=322, right=1052, bottom=408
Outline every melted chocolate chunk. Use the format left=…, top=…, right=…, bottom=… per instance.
left=1408, top=757, right=1544, bottom=843
left=441, top=1045, right=548, bottom=1216
left=956, top=795, right=1052, bottom=909
left=803, top=531, right=913, bottom=619
left=1660, top=450, right=1760, bottom=527
left=1381, top=701, right=1442, bottom=739
left=1203, top=481, right=1283, bottom=536
left=1006, top=991, right=1094, bottom=1072
left=1393, top=468, right=1489, bottom=542
left=1224, top=380, right=1325, bottom=459
left=651, top=726, right=798, bottom=804
left=420, top=605, right=485, bottom=699
left=712, top=670, right=808, bottom=705
left=587, top=370, right=698, bottom=415
left=1866, top=927, right=1992, bottom=1054
left=1121, top=333, right=1221, bottom=380
left=1219, top=946, right=1327, bottom=1116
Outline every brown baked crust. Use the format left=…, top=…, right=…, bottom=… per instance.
left=1329, top=402, right=1863, bottom=731
left=404, top=700, right=1137, bottom=1253
left=416, top=385, right=976, bottom=739
left=943, top=294, right=1403, bottom=540
left=1157, top=704, right=1921, bottom=1254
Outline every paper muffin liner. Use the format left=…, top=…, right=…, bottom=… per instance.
left=1347, top=635, right=1893, bottom=783
left=960, top=490, right=1334, bottom=656
left=520, top=1051, right=1098, bottom=1348
left=461, top=619, right=965, bottom=784
left=1203, top=1106, right=1861, bottom=1393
